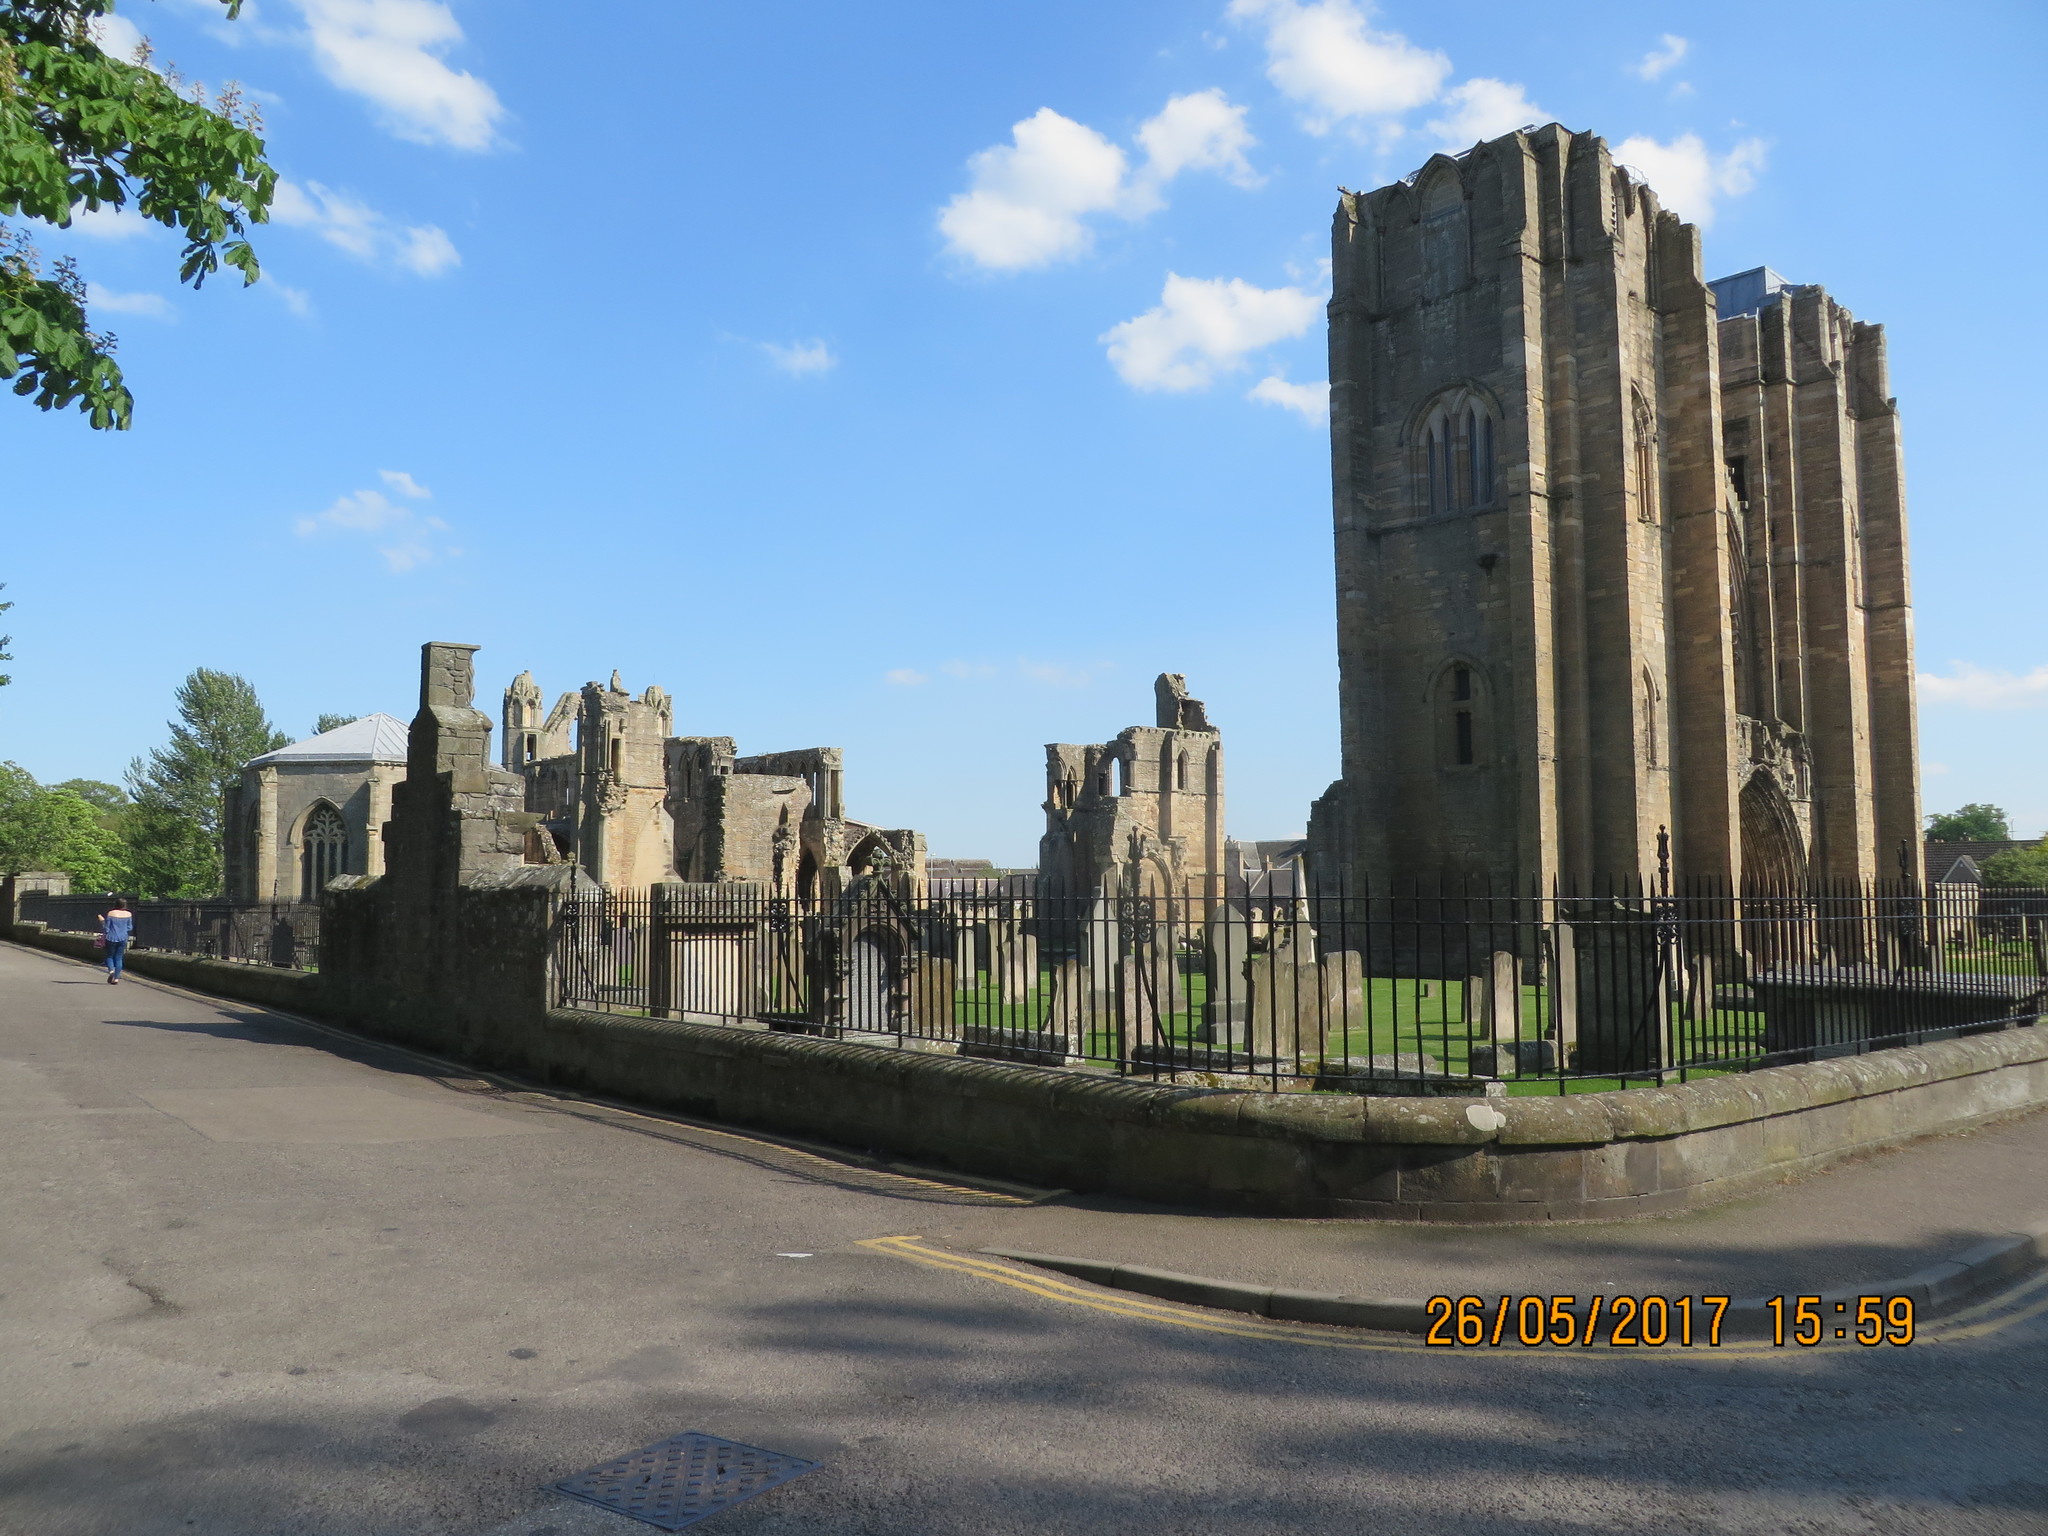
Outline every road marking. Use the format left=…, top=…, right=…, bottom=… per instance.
left=859, top=1236, right=2048, bottom=1355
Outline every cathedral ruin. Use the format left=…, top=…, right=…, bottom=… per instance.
left=499, top=669, right=923, bottom=897
left=1306, top=125, right=1919, bottom=892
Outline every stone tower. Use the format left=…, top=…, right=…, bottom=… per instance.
left=1306, top=125, right=1919, bottom=891
left=575, top=672, right=675, bottom=889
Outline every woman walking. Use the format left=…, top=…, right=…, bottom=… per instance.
left=97, top=900, right=134, bottom=984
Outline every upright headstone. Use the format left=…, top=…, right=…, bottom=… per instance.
left=1202, top=901, right=1253, bottom=1047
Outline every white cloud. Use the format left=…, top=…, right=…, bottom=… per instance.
left=939, top=108, right=1128, bottom=270
left=763, top=338, right=838, bottom=376
left=90, top=12, right=148, bottom=61
left=1425, top=78, right=1545, bottom=150
left=66, top=205, right=158, bottom=240
left=271, top=179, right=460, bottom=276
left=1132, top=89, right=1259, bottom=205
left=290, top=0, right=504, bottom=150
left=1248, top=374, right=1329, bottom=423
left=295, top=476, right=455, bottom=572
left=1611, top=133, right=1767, bottom=228
left=270, top=281, right=314, bottom=317
left=884, top=669, right=929, bottom=687
left=1919, top=664, right=2048, bottom=710
left=1633, top=34, right=1689, bottom=81
left=87, top=285, right=174, bottom=320
left=1227, top=0, right=1450, bottom=133
left=395, top=224, right=460, bottom=276
left=1101, top=273, right=1320, bottom=392
left=940, top=91, right=1260, bottom=270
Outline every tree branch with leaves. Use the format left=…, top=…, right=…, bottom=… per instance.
left=1, top=0, right=275, bottom=428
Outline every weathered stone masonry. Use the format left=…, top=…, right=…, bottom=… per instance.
left=1308, top=125, right=1919, bottom=892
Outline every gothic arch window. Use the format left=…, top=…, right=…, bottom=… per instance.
left=1413, top=388, right=1501, bottom=516
left=300, top=803, right=348, bottom=900
left=1466, top=405, right=1495, bottom=505
left=1175, top=752, right=1188, bottom=791
left=1641, top=669, right=1662, bottom=768
left=1633, top=389, right=1660, bottom=524
left=1426, top=414, right=1454, bottom=514
left=1432, top=660, right=1489, bottom=770
left=1112, top=755, right=1128, bottom=796
left=1417, top=166, right=1468, bottom=299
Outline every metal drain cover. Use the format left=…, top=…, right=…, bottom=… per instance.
left=551, top=1432, right=819, bottom=1530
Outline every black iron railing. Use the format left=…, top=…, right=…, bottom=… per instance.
left=552, top=875, right=2048, bottom=1095
left=19, top=893, right=321, bottom=970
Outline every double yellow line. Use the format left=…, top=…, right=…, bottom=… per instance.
left=859, top=1235, right=2048, bottom=1355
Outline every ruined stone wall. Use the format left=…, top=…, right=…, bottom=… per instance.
left=324, top=643, right=570, bottom=1043
left=576, top=675, right=675, bottom=889
left=667, top=736, right=812, bottom=886
left=501, top=672, right=575, bottom=771
left=1717, top=292, right=1919, bottom=881
left=1042, top=675, right=1224, bottom=896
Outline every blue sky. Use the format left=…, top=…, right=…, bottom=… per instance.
left=4, top=0, right=2044, bottom=862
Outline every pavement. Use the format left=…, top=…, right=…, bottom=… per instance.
left=5, top=937, right=2048, bottom=1536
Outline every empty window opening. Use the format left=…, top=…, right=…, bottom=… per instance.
left=1643, top=670, right=1661, bottom=767
left=1175, top=753, right=1188, bottom=790
left=1454, top=710, right=1475, bottom=766
left=524, top=732, right=537, bottom=763
left=609, top=737, right=622, bottom=778
left=1727, top=455, right=1750, bottom=507
left=1452, top=664, right=1472, bottom=702
left=1112, top=756, right=1127, bottom=796
left=1634, top=392, right=1660, bottom=524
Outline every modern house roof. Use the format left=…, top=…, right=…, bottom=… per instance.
left=246, top=712, right=409, bottom=768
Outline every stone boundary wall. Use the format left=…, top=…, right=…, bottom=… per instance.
left=10, top=922, right=2045, bottom=1220
left=7, top=924, right=318, bottom=1013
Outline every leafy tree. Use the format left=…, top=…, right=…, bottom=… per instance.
left=314, top=713, right=359, bottom=734
left=1925, top=804, right=2013, bottom=842
left=3, top=0, right=276, bottom=429
left=124, top=667, right=285, bottom=896
left=121, top=789, right=212, bottom=896
left=52, top=774, right=131, bottom=861
left=0, top=762, right=128, bottom=886
left=1979, top=842, right=2048, bottom=889
left=51, top=776, right=125, bottom=817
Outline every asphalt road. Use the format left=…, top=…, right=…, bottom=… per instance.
left=4, top=941, right=2045, bottom=1536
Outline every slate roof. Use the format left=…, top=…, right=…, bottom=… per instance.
left=1926, top=840, right=2029, bottom=882
left=246, top=712, right=409, bottom=768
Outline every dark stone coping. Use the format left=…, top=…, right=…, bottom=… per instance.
left=1752, top=965, right=2048, bottom=1001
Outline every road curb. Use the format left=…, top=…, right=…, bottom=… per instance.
left=981, top=1222, right=2048, bottom=1340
